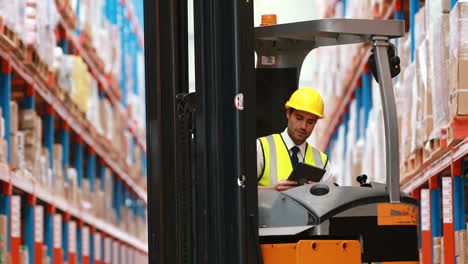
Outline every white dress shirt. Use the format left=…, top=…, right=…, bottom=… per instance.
left=257, top=128, right=334, bottom=182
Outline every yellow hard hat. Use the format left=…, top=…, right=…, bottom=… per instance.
left=285, top=88, right=324, bottom=119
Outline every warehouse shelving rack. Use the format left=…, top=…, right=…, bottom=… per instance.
left=317, top=0, right=397, bottom=152
left=0, top=0, right=149, bottom=263
left=319, top=0, right=468, bottom=263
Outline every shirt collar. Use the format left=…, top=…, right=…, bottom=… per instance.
left=281, top=128, right=307, bottom=155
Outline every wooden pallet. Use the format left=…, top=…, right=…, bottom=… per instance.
left=0, top=18, right=18, bottom=50
left=50, top=83, right=66, bottom=102
left=447, top=116, right=468, bottom=147
left=20, top=44, right=50, bottom=81
left=422, top=138, right=447, bottom=165
left=402, top=148, right=424, bottom=176
left=55, top=0, right=77, bottom=29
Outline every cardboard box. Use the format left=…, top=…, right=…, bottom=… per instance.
left=39, top=149, right=49, bottom=186
left=10, top=101, right=18, bottom=134
left=0, top=139, right=7, bottom=164
left=19, top=109, right=37, bottom=130
left=53, top=144, right=63, bottom=165
left=433, top=237, right=442, bottom=263
left=449, top=2, right=468, bottom=118
left=415, top=7, right=426, bottom=47
left=430, top=14, right=451, bottom=135
left=443, top=0, right=452, bottom=12
left=11, top=132, right=25, bottom=171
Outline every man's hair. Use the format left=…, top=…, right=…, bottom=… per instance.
left=288, top=108, right=295, bottom=115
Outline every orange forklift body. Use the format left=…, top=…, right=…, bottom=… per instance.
left=261, top=240, right=361, bottom=264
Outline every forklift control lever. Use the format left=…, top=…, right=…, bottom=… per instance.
left=356, top=174, right=372, bottom=187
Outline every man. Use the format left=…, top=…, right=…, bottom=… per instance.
left=257, top=88, right=331, bottom=191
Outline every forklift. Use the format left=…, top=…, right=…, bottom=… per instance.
left=144, top=1, right=419, bottom=263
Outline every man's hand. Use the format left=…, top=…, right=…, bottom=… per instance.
left=261, top=179, right=298, bottom=192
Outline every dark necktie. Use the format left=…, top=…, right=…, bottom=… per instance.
left=291, top=146, right=300, bottom=168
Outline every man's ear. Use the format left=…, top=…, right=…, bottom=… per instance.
left=286, top=109, right=291, bottom=119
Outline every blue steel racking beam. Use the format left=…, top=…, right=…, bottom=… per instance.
left=77, top=220, right=83, bottom=263
left=430, top=176, right=442, bottom=261
left=355, top=84, right=362, bottom=140
left=90, top=228, right=95, bottom=264
left=98, top=159, right=106, bottom=192
left=116, top=178, right=122, bottom=222
left=43, top=105, right=54, bottom=171
left=409, top=0, right=420, bottom=62
left=361, top=67, right=372, bottom=131
left=0, top=60, right=11, bottom=163
left=453, top=160, right=466, bottom=233
left=60, top=121, right=70, bottom=182
left=74, top=136, right=84, bottom=188
left=63, top=213, right=70, bottom=263
left=25, top=195, right=36, bottom=264
left=23, top=85, right=35, bottom=110
left=45, top=205, right=55, bottom=261
left=88, top=148, right=96, bottom=192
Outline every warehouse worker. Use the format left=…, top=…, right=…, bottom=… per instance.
left=257, top=88, right=331, bottom=191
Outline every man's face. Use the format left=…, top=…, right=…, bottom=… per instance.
left=286, top=109, right=318, bottom=145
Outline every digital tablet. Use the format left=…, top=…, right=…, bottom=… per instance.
left=287, top=162, right=326, bottom=185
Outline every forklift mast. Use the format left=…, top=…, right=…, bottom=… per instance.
left=144, top=0, right=258, bottom=263
left=144, top=0, right=412, bottom=263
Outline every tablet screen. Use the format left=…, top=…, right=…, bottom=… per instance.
left=287, top=162, right=326, bottom=185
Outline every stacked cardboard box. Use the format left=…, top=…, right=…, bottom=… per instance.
left=99, top=98, right=114, bottom=140
left=104, top=168, right=117, bottom=224
left=10, top=101, right=27, bottom=172
left=53, top=144, right=64, bottom=191
left=0, top=215, right=7, bottom=263
left=426, top=1, right=450, bottom=141
left=433, top=237, right=442, bottom=263
left=65, top=168, right=79, bottom=206
left=449, top=2, right=468, bottom=119
left=453, top=224, right=467, bottom=263
left=19, top=109, right=44, bottom=180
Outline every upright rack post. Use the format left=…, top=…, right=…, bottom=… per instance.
left=43, top=105, right=54, bottom=180
left=354, top=79, right=362, bottom=140
left=98, top=159, right=105, bottom=192
left=430, top=176, right=442, bottom=262
left=23, top=85, right=35, bottom=110
left=409, top=0, right=420, bottom=62
left=45, top=205, right=54, bottom=262
left=0, top=60, right=11, bottom=163
left=77, top=220, right=83, bottom=264
left=58, top=27, right=69, bottom=55
left=74, top=136, right=84, bottom=188
left=361, top=65, right=372, bottom=131
left=87, top=148, right=96, bottom=192
left=60, top=122, right=70, bottom=182
left=25, top=194, right=36, bottom=264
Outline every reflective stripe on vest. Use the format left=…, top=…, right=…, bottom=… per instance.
left=258, top=134, right=328, bottom=186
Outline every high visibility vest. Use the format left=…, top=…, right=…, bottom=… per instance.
left=258, top=134, right=328, bottom=186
